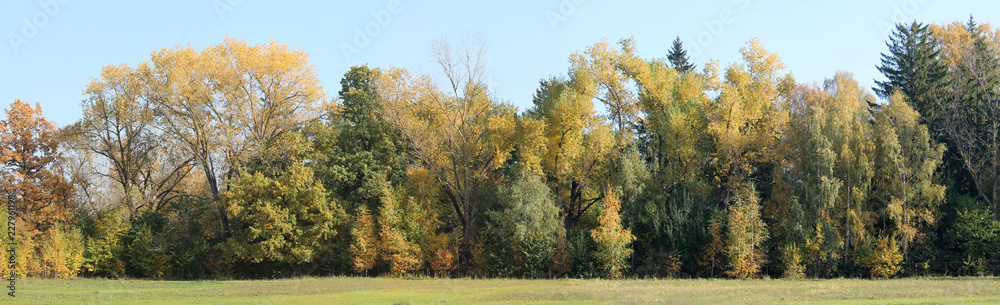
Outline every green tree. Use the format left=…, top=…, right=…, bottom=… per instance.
left=484, top=170, right=563, bottom=277
left=311, top=65, right=408, bottom=212
left=220, top=162, right=344, bottom=264
left=667, top=36, right=696, bottom=73
left=874, top=21, right=947, bottom=124
left=377, top=187, right=421, bottom=277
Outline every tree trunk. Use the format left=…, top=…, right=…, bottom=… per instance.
left=205, top=166, right=230, bottom=238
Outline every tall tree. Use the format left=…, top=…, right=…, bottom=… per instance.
left=570, top=39, right=640, bottom=142
left=942, top=32, right=1000, bottom=220
left=311, top=66, right=409, bottom=212
left=150, top=37, right=326, bottom=237
left=707, top=38, right=795, bottom=208
left=874, top=21, right=947, bottom=124
left=523, top=77, right=614, bottom=237
left=667, top=36, right=696, bottom=73
left=0, top=100, right=73, bottom=233
left=377, top=35, right=517, bottom=255
left=872, top=91, right=946, bottom=267
left=71, top=63, right=193, bottom=221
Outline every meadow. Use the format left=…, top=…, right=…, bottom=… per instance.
left=2, top=276, right=998, bottom=304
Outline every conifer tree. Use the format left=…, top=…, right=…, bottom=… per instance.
left=667, top=36, right=696, bottom=73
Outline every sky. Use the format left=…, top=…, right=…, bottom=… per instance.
left=1, top=0, right=997, bottom=127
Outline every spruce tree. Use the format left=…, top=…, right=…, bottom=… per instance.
left=874, top=21, right=947, bottom=123
left=667, top=36, right=696, bottom=73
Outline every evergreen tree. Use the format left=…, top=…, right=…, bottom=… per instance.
left=667, top=36, right=696, bottom=73
left=874, top=21, right=947, bottom=124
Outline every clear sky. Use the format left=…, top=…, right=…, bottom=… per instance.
left=1, top=0, right=997, bottom=127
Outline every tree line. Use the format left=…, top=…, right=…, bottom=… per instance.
left=2, top=18, right=999, bottom=280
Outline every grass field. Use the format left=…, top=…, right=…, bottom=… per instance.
left=1, top=276, right=997, bottom=304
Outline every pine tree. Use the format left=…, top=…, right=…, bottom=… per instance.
left=667, top=36, right=696, bottom=73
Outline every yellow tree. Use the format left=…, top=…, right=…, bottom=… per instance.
left=616, top=37, right=713, bottom=189
left=929, top=17, right=1000, bottom=68
left=708, top=38, right=795, bottom=208
left=873, top=91, right=945, bottom=267
left=590, top=187, right=635, bottom=279
left=70, top=63, right=194, bottom=221
left=349, top=205, right=377, bottom=275
left=523, top=77, right=615, bottom=237
left=150, top=37, right=326, bottom=236
left=569, top=39, right=640, bottom=143
left=377, top=36, right=516, bottom=251
left=725, top=183, right=768, bottom=279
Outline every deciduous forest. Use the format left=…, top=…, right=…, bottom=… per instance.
left=3, top=18, right=999, bottom=280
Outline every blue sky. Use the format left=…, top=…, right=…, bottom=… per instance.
left=1, top=0, right=996, bottom=127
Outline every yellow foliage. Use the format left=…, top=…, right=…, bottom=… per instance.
left=590, top=187, right=635, bottom=279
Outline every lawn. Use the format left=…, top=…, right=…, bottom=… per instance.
left=1, top=276, right=998, bottom=304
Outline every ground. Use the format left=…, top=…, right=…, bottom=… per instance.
left=1, top=276, right=998, bottom=304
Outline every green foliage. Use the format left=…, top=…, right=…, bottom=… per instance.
left=667, top=36, right=696, bottom=73
left=484, top=171, right=563, bottom=277
left=949, top=199, right=1000, bottom=264
left=221, top=162, right=345, bottom=264
left=875, top=21, right=947, bottom=122
left=377, top=187, right=421, bottom=277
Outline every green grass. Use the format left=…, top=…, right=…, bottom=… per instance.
left=0, top=276, right=997, bottom=304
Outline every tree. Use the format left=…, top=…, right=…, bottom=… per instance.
left=707, top=38, right=794, bottom=208
left=570, top=39, right=640, bottom=142
left=349, top=205, right=377, bottom=275
left=523, top=77, right=615, bottom=238
left=377, top=186, right=421, bottom=277
left=942, top=34, right=1000, bottom=220
left=220, top=162, right=344, bottom=264
left=151, top=37, right=326, bottom=237
left=377, top=35, right=517, bottom=254
left=874, top=21, right=947, bottom=124
left=873, top=91, right=946, bottom=267
left=0, top=100, right=73, bottom=234
left=484, top=170, right=563, bottom=277
left=590, top=187, right=635, bottom=279
left=311, top=66, right=409, bottom=212
left=769, top=72, right=878, bottom=277
left=667, top=36, right=696, bottom=73
left=71, top=63, right=193, bottom=221
left=725, top=183, right=769, bottom=279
